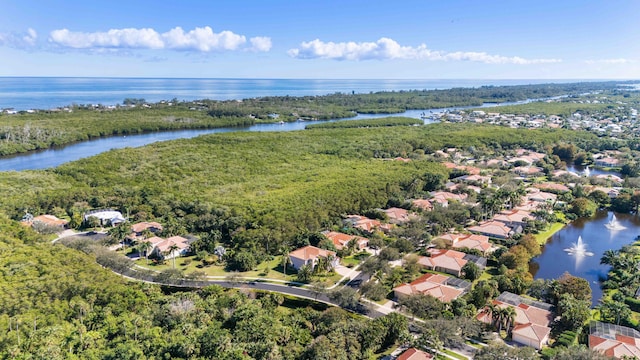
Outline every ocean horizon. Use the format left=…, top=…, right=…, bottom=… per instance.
left=0, top=77, right=619, bottom=111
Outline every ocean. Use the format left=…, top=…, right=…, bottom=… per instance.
left=0, top=77, right=580, bottom=111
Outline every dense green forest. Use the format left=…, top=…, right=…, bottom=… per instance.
left=0, top=123, right=602, bottom=266
left=304, top=117, right=422, bottom=129
left=0, top=215, right=411, bottom=359
left=0, top=81, right=629, bottom=156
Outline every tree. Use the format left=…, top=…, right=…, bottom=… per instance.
left=168, top=243, right=179, bottom=269
left=328, top=287, right=360, bottom=310
left=558, top=293, right=591, bottom=331
left=552, top=272, right=592, bottom=304
left=569, top=198, right=597, bottom=218
left=360, top=281, right=389, bottom=301
left=296, top=264, right=313, bottom=283
left=108, top=222, right=132, bottom=247
left=550, top=345, right=612, bottom=360
left=396, top=294, right=444, bottom=320
left=461, top=261, right=481, bottom=281
left=598, top=299, right=632, bottom=325
left=138, top=241, right=152, bottom=265
left=474, top=342, right=540, bottom=360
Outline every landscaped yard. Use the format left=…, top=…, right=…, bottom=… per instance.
left=134, top=254, right=343, bottom=285
left=534, top=221, right=566, bottom=245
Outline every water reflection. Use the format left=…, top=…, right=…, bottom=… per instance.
left=530, top=211, right=640, bottom=306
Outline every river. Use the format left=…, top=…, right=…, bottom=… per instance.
left=0, top=99, right=539, bottom=172
left=530, top=211, right=640, bottom=306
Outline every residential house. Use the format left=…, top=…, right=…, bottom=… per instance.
left=393, top=273, right=469, bottom=303
left=454, top=174, right=492, bottom=186
left=526, top=189, right=557, bottom=204
left=477, top=292, right=554, bottom=350
left=84, top=209, right=126, bottom=226
left=129, top=221, right=163, bottom=241
left=589, top=321, right=640, bottom=359
left=430, top=191, right=468, bottom=207
left=150, top=235, right=190, bottom=260
left=23, top=214, right=69, bottom=229
left=534, top=182, right=570, bottom=193
left=382, top=207, right=414, bottom=224
left=435, top=233, right=493, bottom=255
left=468, top=220, right=518, bottom=239
left=289, top=245, right=339, bottom=271
left=493, top=209, right=533, bottom=228
left=396, top=348, right=434, bottom=360
left=512, top=166, right=543, bottom=178
left=412, top=199, right=433, bottom=211
left=595, top=157, right=620, bottom=168
left=418, top=249, right=486, bottom=277
left=343, top=215, right=392, bottom=233
left=321, top=231, right=368, bottom=250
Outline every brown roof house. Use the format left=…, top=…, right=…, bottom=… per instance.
left=589, top=321, right=640, bottom=359
left=393, top=273, right=470, bottom=303
left=343, top=215, right=392, bottom=234
left=382, top=207, right=414, bottom=224
left=288, top=245, right=339, bottom=271
left=321, top=231, right=368, bottom=250
left=435, top=233, right=493, bottom=255
left=150, top=236, right=190, bottom=260
left=22, top=214, right=69, bottom=230
left=468, top=220, right=518, bottom=239
left=418, top=249, right=486, bottom=277
left=397, top=347, right=434, bottom=360
left=477, top=292, right=554, bottom=350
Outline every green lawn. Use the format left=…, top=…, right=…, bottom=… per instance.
left=134, top=255, right=344, bottom=285
left=534, top=221, right=566, bottom=245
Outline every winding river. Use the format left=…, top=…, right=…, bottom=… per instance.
left=0, top=99, right=536, bottom=172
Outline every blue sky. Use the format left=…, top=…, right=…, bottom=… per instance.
left=1, top=0, right=638, bottom=79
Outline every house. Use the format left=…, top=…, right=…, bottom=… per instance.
left=435, top=233, right=493, bottom=254
left=595, top=157, right=620, bottom=168
left=454, top=174, right=492, bottom=185
left=288, top=245, right=339, bottom=271
left=589, top=321, right=640, bottom=359
left=418, top=249, right=486, bottom=277
left=429, top=191, right=468, bottom=207
left=22, top=214, right=69, bottom=229
left=534, top=182, right=570, bottom=193
left=131, top=221, right=163, bottom=234
left=526, top=189, right=557, bottom=203
left=493, top=209, right=533, bottom=228
left=477, top=292, right=554, bottom=350
left=84, top=209, right=126, bottom=226
left=511, top=166, right=543, bottom=177
left=382, top=207, right=414, bottom=224
left=129, top=221, right=163, bottom=240
left=343, top=215, right=392, bottom=233
left=393, top=273, right=469, bottom=303
left=397, top=348, right=433, bottom=360
left=150, top=235, right=190, bottom=260
left=468, top=220, right=517, bottom=239
left=412, top=199, right=433, bottom=211
left=321, top=231, right=368, bottom=250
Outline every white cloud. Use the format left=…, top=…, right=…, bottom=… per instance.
left=0, top=28, right=38, bottom=48
left=250, top=36, right=272, bottom=52
left=288, top=37, right=561, bottom=64
left=48, top=26, right=271, bottom=52
left=585, top=58, right=635, bottom=64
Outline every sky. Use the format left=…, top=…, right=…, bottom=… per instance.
left=1, top=0, right=639, bottom=79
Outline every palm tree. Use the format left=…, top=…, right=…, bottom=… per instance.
left=168, top=243, right=180, bottom=269
left=600, top=249, right=618, bottom=266
left=281, top=248, right=291, bottom=275
left=502, top=306, right=517, bottom=334
left=138, top=241, right=152, bottom=265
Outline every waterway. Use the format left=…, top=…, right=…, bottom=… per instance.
left=0, top=99, right=538, bottom=172
left=530, top=211, right=640, bottom=306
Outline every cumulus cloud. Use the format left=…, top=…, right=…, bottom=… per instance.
left=0, top=28, right=38, bottom=48
left=288, top=37, right=561, bottom=64
left=48, top=26, right=271, bottom=52
left=585, top=58, right=635, bottom=64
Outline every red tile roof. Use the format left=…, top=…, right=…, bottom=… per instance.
left=397, top=348, right=433, bottom=360
left=289, top=245, right=336, bottom=261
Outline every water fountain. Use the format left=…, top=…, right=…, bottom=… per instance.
left=584, top=166, right=591, bottom=177
left=564, top=236, right=594, bottom=257
left=605, top=214, right=627, bottom=231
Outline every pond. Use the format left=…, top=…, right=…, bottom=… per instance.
left=529, top=211, right=640, bottom=306
left=566, top=164, right=621, bottom=178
